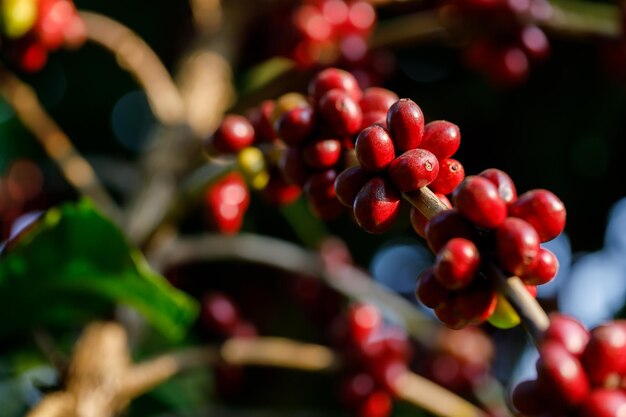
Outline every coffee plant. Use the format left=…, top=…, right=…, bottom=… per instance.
left=1, top=1, right=626, bottom=417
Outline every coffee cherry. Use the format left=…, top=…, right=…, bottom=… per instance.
left=359, top=87, right=398, bottom=113
left=511, top=380, right=545, bottom=415
left=420, top=121, right=461, bottom=160
left=308, top=194, right=345, bottom=220
left=276, top=106, right=315, bottom=146
left=353, top=177, right=401, bottom=234
left=425, top=209, right=476, bottom=253
left=453, top=176, right=507, bottom=229
left=509, top=189, right=566, bottom=242
left=209, top=115, right=255, bottom=154
left=204, top=172, right=250, bottom=234
left=355, top=125, right=395, bottom=172
left=434, top=238, right=480, bottom=290
left=582, top=322, right=626, bottom=387
left=318, top=89, right=363, bottom=135
left=536, top=340, right=590, bottom=408
left=478, top=168, right=517, bottom=204
left=429, top=158, right=465, bottom=195
left=303, top=137, right=342, bottom=168
left=201, top=292, right=240, bottom=335
left=348, top=303, right=382, bottom=343
left=495, top=217, right=540, bottom=276
left=521, top=247, right=559, bottom=285
left=341, top=373, right=375, bottom=408
left=247, top=100, right=276, bottom=142
left=272, top=93, right=309, bottom=124
left=279, top=147, right=309, bottom=186
left=454, top=279, right=497, bottom=325
left=360, top=111, right=387, bottom=130
left=386, top=99, right=425, bottom=152
left=434, top=299, right=469, bottom=330
left=309, top=67, right=362, bottom=102
left=335, top=166, right=370, bottom=207
left=261, top=172, right=301, bottom=206
left=416, top=267, right=449, bottom=309
left=304, top=169, right=338, bottom=201
left=357, top=390, right=392, bottom=417
left=543, top=314, right=589, bottom=357
left=579, top=389, right=626, bottom=417
left=388, top=149, right=439, bottom=192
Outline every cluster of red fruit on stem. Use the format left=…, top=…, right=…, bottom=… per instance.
left=334, top=303, right=411, bottom=417
left=336, top=98, right=465, bottom=233
left=512, top=314, right=626, bottom=417
left=416, top=169, right=566, bottom=329
left=447, top=0, right=552, bottom=86
left=2, top=0, right=86, bottom=72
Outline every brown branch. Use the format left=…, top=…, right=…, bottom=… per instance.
left=79, top=11, right=186, bottom=126
left=0, top=67, right=122, bottom=222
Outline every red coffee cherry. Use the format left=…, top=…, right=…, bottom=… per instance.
left=347, top=303, right=382, bottom=343
left=308, top=67, right=362, bottom=102
left=201, top=292, right=241, bottom=335
left=353, top=177, right=401, bottom=234
left=478, top=168, right=517, bottom=204
left=495, top=217, right=540, bottom=276
left=247, top=100, right=276, bottom=142
left=308, top=194, right=345, bottom=220
left=429, top=158, right=465, bottom=195
left=304, top=169, right=338, bottom=201
left=511, top=380, right=545, bottom=415
left=434, top=238, right=481, bottom=290
left=360, top=111, right=387, bottom=130
left=279, top=147, right=309, bottom=186
left=386, top=99, right=425, bottom=152
left=388, top=149, right=439, bottom=192
left=536, top=340, right=590, bottom=408
left=303, top=137, right=342, bottom=168
left=335, top=166, right=371, bottom=207
left=582, top=322, right=626, bottom=386
left=204, top=172, right=250, bottom=234
left=434, top=299, right=469, bottom=330
left=318, top=89, right=363, bottom=135
left=341, top=373, right=375, bottom=408
left=543, top=313, right=589, bottom=357
left=579, top=389, right=626, bottom=417
left=261, top=172, right=302, bottom=206
left=276, top=106, right=315, bottom=146
left=453, top=176, right=507, bottom=229
left=521, top=247, right=559, bottom=285
left=509, top=189, right=566, bottom=242
left=416, top=267, right=449, bottom=309
left=357, top=390, right=392, bottom=417
left=420, top=120, right=461, bottom=160
left=359, top=87, right=399, bottom=113
left=425, top=209, right=476, bottom=253
left=455, top=279, right=497, bottom=325
left=209, top=115, right=255, bottom=154
left=355, top=125, right=395, bottom=172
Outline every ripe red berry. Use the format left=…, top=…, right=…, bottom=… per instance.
left=495, top=217, right=540, bottom=276
left=318, top=89, right=363, bottom=135
left=420, top=121, right=461, bottom=160
left=279, top=147, right=309, bottom=186
left=201, top=292, right=240, bottom=335
left=579, top=389, right=626, bottom=417
left=335, top=166, right=371, bottom=207
left=357, top=390, right=392, bottom=417
left=303, top=137, right=342, bottom=168
left=341, top=373, right=375, bottom=408
left=209, top=115, right=255, bottom=154
left=543, top=313, right=589, bottom=357
left=416, top=267, right=449, bottom=309
left=355, top=125, right=395, bottom=172
left=304, top=169, right=338, bottom=201
left=429, top=158, right=465, bottom=195
left=511, top=380, right=545, bottom=415
left=388, top=149, right=439, bottom=192
left=276, top=106, right=315, bottom=146
left=425, top=209, right=476, bottom=253
left=308, top=67, right=362, bottom=102
left=434, top=299, right=469, bottom=330
left=204, top=172, right=250, bottom=234
left=308, top=194, right=345, bottom=220
left=434, top=238, right=481, bottom=290
left=360, top=111, right=387, bottom=130
left=261, top=172, right=302, bottom=206
left=353, top=177, right=401, bottom=234
left=386, top=99, right=425, bottom=152
left=453, top=176, right=507, bottom=229
left=509, top=189, right=566, bottom=242
left=478, top=168, right=517, bottom=204
left=247, top=100, right=276, bottom=142
left=582, top=322, right=626, bottom=386
left=521, top=247, right=559, bottom=285
left=348, top=304, right=382, bottom=343
left=359, top=87, right=399, bottom=113
left=455, top=280, right=497, bottom=325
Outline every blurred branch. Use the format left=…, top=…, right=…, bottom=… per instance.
left=544, top=0, right=621, bottom=39
left=189, top=0, right=222, bottom=32
left=370, top=10, right=451, bottom=50
left=27, top=322, right=486, bottom=417
left=148, top=233, right=440, bottom=348
left=0, top=67, right=122, bottom=222
left=79, top=11, right=186, bottom=126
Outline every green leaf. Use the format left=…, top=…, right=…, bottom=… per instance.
left=0, top=200, right=198, bottom=341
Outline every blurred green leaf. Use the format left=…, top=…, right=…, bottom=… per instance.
left=0, top=200, right=198, bottom=341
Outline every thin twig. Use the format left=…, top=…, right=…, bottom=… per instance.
left=79, top=11, right=186, bottom=126
left=403, top=187, right=550, bottom=338
left=0, top=67, right=122, bottom=222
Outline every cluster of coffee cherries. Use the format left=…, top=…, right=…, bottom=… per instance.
left=333, top=303, right=411, bottom=417
left=512, top=314, right=626, bottom=417
left=416, top=169, right=566, bottom=329
left=200, top=291, right=258, bottom=397
left=1, top=0, right=85, bottom=72
left=279, top=0, right=376, bottom=68
left=445, top=0, right=552, bottom=86
left=335, top=98, right=464, bottom=233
